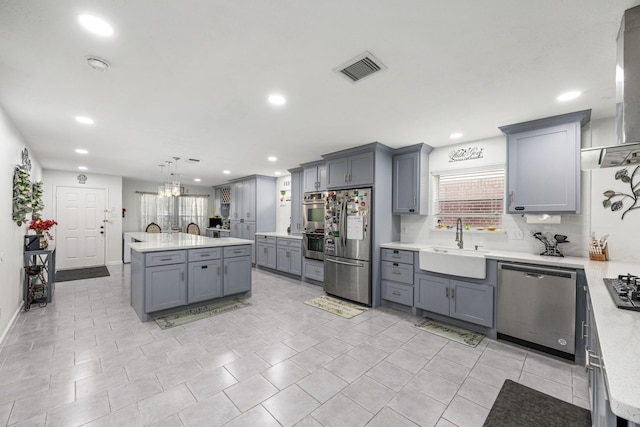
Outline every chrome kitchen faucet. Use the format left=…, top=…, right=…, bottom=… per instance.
left=455, top=217, right=464, bottom=249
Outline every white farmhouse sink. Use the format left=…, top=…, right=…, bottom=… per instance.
left=419, top=247, right=487, bottom=279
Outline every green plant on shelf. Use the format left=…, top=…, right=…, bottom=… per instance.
left=603, top=165, right=640, bottom=220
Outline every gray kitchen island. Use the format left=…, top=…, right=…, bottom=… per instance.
left=128, top=232, right=254, bottom=322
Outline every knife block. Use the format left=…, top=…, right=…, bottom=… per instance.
left=588, top=244, right=609, bottom=261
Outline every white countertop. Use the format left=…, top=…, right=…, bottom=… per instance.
left=127, top=232, right=254, bottom=253
left=381, top=241, right=640, bottom=422
left=255, top=232, right=303, bottom=240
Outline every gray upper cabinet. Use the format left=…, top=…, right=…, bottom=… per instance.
left=289, top=168, right=304, bottom=234
left=228, top=175, right=276, bottom=242
left=301, top=161, right=327, bottom=192
left=325, top=151, right=374, bottom=189
left=499, top=110, right=590, bottom=214
left=392, top=143, right=433, bottom=215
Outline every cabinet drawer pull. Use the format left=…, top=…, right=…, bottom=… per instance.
left=393, top=250, right=399, bottom=254
left=391, top=291, right=401, bottom=296
left=393, top=262, right=399, bottom=266
left=392, top=271, right=401, bottom=275
left=233, top=250, right=241, bottom=254
left=160, top=258, right=172, bottom=261
left=201, top=265, right=208, bottom=269
left=200, top=253, right=209, bottom=257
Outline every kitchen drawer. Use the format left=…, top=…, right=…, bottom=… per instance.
left=303, top=258, right=324, bottom=282
left=381, top=248, right=414, bottom=264
left=145, top=250, right=186, bottom=267
left=256, top=235, right=277, bottom=245
left=382, top=281, right=413, bottom=306
left=381, top=260, right=414, bottom=285
left=188, top=247, right=222, bottom=262
left=224, top=245, right=251, bottom=258
left=277, top=238, right=301, bottom=248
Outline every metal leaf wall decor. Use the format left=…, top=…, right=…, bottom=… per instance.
left=602, top=165, right=640, bottom=220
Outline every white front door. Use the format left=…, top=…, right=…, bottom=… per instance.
left=55, top=186, right=106, bottom=269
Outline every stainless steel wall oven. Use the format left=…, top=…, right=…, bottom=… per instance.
left=302, top=192, right=327, bottom=260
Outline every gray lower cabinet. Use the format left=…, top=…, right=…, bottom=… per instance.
left=256, top=240, right=277, bottom=270
left=414, top=272, right=494, bottom=327
left=277, top=238, right=302, bottom=275
left=188, top=259, right=223, bottom=303
left=223, top=246, right=251, bottom=295
left=381, top=249, right=414, bottom=306
left=145, top=263, right=187, bottom=312
left=303, top=258, right=324, bottom=282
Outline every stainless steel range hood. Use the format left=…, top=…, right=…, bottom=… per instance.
left=582, top=5, right=640, bottom=169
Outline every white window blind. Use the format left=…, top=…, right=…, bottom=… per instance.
left=433, top=168, right=504, bottom=228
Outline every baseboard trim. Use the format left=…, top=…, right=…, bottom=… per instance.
left=107, top=260, right=123, bottom=266
left=0, top=303, right=23, bottom=351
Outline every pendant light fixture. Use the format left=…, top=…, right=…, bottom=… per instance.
left=157, top=164, right=166, bottom=198
left=171, top=157, right=181, bottom=197
left=157, top=158, right=182, bottom=198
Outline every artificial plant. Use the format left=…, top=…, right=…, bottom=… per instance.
left=12, top=165, right=32, bottom=226
left=32, top=181, right=44, bottom=217
left=602, top=165, right=640, bottom=219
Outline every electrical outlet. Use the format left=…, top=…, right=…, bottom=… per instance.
left=508, top=230, right=524, bottom=240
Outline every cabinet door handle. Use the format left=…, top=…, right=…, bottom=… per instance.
left=180, top=271, right=184, bottom=282
left=217, top=266, right=221, bottom=275
left=414, top=197, right=417, bottom=208
left=445, top=288, right=449, bottom=298
left=451, top=288, right=455, bottom=299
left=509, top=192, right=514, bottom=204
left=344, top=174, right=348, bottom=182
left=224, top=266, right=228, bottom=274
left=581, top=321, right=589, bottom=339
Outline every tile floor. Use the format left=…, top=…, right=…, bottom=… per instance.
left=0, top=265, right=590, bottom=426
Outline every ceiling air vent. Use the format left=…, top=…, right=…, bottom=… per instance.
left=334, top=51, right=387, bottom=83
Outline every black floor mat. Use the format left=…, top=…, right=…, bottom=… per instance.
left=56, top=266, right=110, bottom=282
left=484, top=380, right=591, bottom=427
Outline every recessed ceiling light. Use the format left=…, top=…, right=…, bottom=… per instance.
left=78, top=166, right=88, bottom=171
left=78, top=14, right=114, bottom=37
left=268, top=94, right=286, bottom=106
left=268, top=156, right=277, bottom=162
left=223, top=170, right=231, bottom=175
left=75, top=149, right=88, bottom=154
left=75, top=116, right=94, bottom=125
left=274, top=171, right=282, bottom=176
left=450, top=132, right=463, bottom=139
left=557, top=91, right=581, bottom=102
left=194, top=178, right=201, bottom=182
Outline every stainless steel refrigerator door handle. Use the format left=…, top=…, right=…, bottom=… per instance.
left=341, top=198, right=347, bottom=247
left=326, top=258, right=364, bottom=268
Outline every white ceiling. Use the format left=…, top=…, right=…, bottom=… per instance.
left=1, top=0, right=639, bottom=187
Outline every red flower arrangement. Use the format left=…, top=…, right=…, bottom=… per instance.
left=28, top=217, right=58, bottom=239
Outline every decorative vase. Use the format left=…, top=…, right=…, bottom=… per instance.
left=35, top=228, right=43, bottom=235
left=39, top=236, right=48, bottom=249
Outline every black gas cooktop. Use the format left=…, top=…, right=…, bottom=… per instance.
left=604, top=274, right=640, bottom=311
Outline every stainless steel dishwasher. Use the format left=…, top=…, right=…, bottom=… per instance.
left=497, top=262, right=576, bottom=358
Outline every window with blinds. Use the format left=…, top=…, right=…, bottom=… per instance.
left=433, top=169, right=504, bottom=228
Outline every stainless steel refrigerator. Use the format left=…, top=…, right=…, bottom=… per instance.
left=324, top=188, right=372, bottom=306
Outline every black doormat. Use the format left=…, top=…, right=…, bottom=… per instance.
left=56, top=266, right=110, bottom=282
left=484, top=380, right=591, bottom=427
